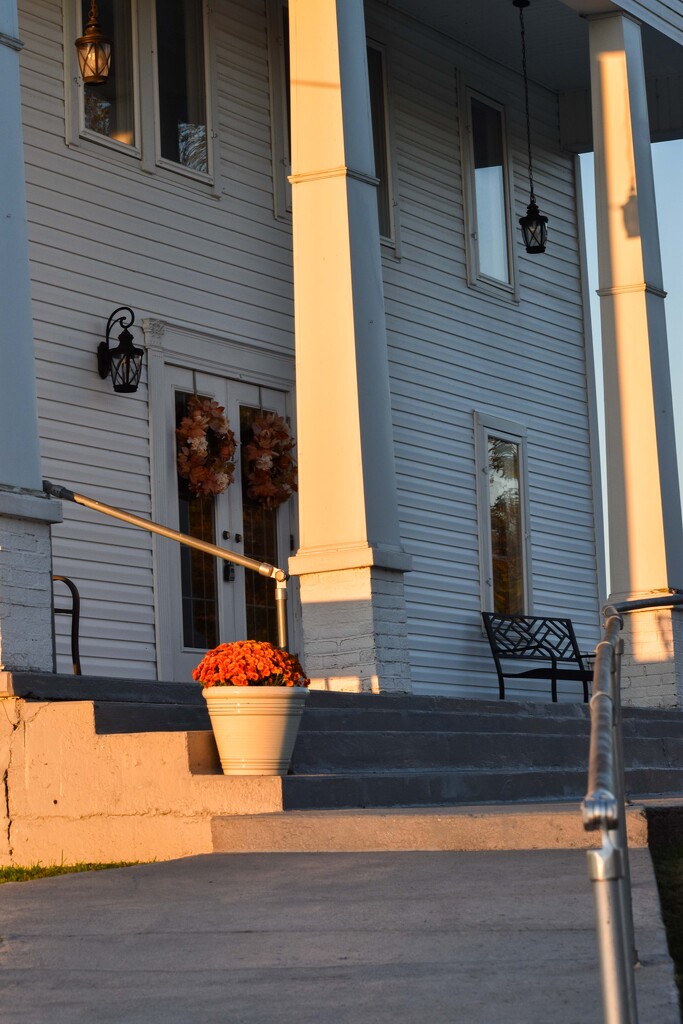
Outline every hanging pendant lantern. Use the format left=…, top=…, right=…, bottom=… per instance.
left=75, top=0, right=111, bottom=86
left=513, top=0, right=548, bottom=254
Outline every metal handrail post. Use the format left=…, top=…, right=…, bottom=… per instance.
left=612, top=638, right=639, bottom=978
left=275, top=578, right=288, bottom=651
left=587, top=831, right=633, bottom=1024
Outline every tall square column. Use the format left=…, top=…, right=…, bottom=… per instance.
left=287, top=0, right=411, bottom=692
left=589, top=13, right=683, bottom=706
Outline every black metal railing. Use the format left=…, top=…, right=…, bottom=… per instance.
left=52, top=575, right=82, bottom=676
left=43, top=480, right=290, bottom=651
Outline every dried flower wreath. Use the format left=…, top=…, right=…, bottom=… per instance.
left=176, top=395, right=237, bottom=497
left=244, top=412, right=297, bottom=510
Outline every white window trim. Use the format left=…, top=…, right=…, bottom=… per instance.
left=460, top=79, right=519, bottom=303
left=474, top=411, right=532, bottom=615
left=64, top=0, right=142, bottom=156
left=64, top=0, right=221, bottom=195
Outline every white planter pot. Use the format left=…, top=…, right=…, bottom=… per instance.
left=202, top=685, right=308, bottom=776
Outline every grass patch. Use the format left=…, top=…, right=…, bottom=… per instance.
left=0, top=862, right=139, bottom=884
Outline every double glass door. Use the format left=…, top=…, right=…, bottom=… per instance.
left=167, top=367, right=292, bottom=680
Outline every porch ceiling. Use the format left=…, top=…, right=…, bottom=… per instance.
left=381, top=0, right=683, bottom=93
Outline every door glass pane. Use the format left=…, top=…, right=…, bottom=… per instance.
left=240, top=406, right=280, bottom=646
left=471, top=98, right=509, bottom=283
left=488, top=435, right=524, bottom=614
left=176, top=392, right=218, bottom=649
left=156, top=0, right=208, bottom=172
left=82, top=0, right=135, bottom=145
left=367, top=46, right=391, bottom=239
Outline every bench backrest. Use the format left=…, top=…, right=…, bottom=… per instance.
left=481, top=613, right=585, bottom=665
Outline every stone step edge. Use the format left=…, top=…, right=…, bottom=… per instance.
left=210, top=802, right=652, bottom=853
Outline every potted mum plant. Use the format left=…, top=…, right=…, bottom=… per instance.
left=193, top=640, right=309, bottom=776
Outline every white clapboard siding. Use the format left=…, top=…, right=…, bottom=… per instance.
left=19, top=0, right=600, bottom=694
left=19, top=0, right=294, bottom=678
left=368, top=3, right=600, bottom=697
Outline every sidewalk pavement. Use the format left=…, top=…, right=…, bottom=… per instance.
left=0, top=849, right=679, bottom=1024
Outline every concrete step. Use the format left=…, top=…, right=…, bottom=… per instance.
left=292, top=728, right=683, bottom=773
left=210, top=802, right=651, bottom=853
left=291, top=729, right=591, bottom=772
left=277, top=765, right=683, bottom=810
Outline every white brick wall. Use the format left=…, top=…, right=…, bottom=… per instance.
left=620, top=607, right=683, bottom=708
left=299, top=567, right=412, bottom=693
left=0, top=493, right=61, bottom=673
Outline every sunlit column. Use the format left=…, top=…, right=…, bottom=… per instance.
left=0, top=0, right=61, bottom=676
left=589, top=13, right=683, bottom=706
left=287, top=0, right=411, bottom=691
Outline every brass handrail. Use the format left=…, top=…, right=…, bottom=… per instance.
left=582, top=592, right=683, bottom=1024
left=43, top=480, right=290, bottom=650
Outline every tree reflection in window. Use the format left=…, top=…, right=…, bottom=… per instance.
left=488, top=436, right=525, bottom=614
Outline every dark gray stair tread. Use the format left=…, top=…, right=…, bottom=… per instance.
left=6, top=671, right=203, bottom=706
left=94, top=701, right=210, bottom=734
left=282, top=768, right=587, bottom=809
left=292, top=730, right=592, bottom=772
left=280, top=766, right=683, bottom=811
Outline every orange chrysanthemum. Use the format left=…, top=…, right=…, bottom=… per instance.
left=193, top=640, right=309, bottom=688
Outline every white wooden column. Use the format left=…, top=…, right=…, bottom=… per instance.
left=287, top=0, right=411, bottom=692
left=589, top=13, right=683, bottom=706
left=0, top=0, right=61, bottom=678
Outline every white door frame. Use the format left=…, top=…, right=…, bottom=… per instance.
left=143, top=318, right=298, bottom=681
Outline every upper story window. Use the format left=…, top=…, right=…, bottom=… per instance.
left=462, top=87, right=517, bottom=298
left=82, top=0, right=136, bottom=146
left=367, top=43, right=393, bottom=241
left=69, top=0, right=215, bottom=184
left=155, top=0, right=208, bottom=174
left=267, top=2, right=398, bottom=246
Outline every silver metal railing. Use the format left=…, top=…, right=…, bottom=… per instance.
left=582, top=593, right=683, bottom=1024
left=43, top=480, right=290, bottom=651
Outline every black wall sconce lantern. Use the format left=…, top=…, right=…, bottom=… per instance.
left=98, top=307, right=144, bottom=394
left=75, top=0, right=111, bottom=85
left=513, top=0, right=548, bottom=254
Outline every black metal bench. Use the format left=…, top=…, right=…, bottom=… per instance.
left=481, top=613, right=593, bottom=703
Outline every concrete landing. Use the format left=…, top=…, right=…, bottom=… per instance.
left=0, top=849, right=677, bottom=1024
left=211, top=801, right=652, bottom=853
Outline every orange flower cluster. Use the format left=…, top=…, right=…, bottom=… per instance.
left=176, top=396, right=236, bottom=497
left=245, top=412, right=297, bottom=510
left=193, top=640, right=309, bottom=688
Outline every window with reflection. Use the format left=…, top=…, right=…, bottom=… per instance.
left=487, top=436, right=525, bottom=614
left=471, top=97, right=510, bottom=283
left=176, top=392, right=219, bottom=649
left=462, top=89, right=515, bottom=293
left=82, top=0, right=135, bottom=146
left=240, top=406, right=280, bottom=646
left=156, top=0, right=208, bottom=173
left=476, top=413, right=530, bottom=615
